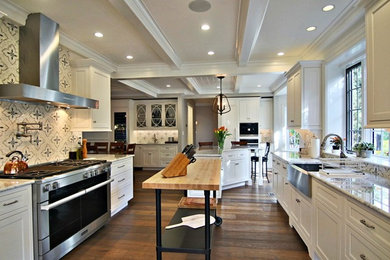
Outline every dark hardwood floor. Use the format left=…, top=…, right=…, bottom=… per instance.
left=63, top=170, right=310, bottom=259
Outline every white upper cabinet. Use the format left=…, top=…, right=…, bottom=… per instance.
left=286, top=61, right=322, bottom=130
left=239, top=98, right=260, bottom=123
left=259, top=98, right=273, bottom=129
left=70, top=59, right=112, bottom=131
left=366, top=0, right=390, bottom=128
left=134, top=100, right=177, bottom=129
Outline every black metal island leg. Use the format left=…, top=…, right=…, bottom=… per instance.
left=204, top=190, right=211, bottom=260
left=156, top=189, right=162, bottom=260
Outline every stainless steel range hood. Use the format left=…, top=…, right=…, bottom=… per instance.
left=0, top=13, right=98, bottom=109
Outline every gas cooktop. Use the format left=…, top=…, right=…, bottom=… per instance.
left=0, top=159, right=106, bottom=179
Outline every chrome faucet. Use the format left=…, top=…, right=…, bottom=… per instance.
left=320, top=134, right=347, bottom=158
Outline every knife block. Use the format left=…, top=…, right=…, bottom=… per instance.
left=161, top=153, right=190, bottom=178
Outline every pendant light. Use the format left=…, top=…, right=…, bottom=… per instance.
left=212, top=75, right=231, bottom=115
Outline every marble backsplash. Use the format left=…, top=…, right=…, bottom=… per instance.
left=135, top=130, right=178, bottom=144
left=0, top=18, right=82, bottom=166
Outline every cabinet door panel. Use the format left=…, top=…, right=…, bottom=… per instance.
left=91, top=69, right=111, bottom=128
left=366, top=0, right=390, bottom=126
left=287, top=77, right=295, bottom=127
left=315, top=201, right=341, bottom=260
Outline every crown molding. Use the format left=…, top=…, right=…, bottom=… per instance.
left=236, top=0, right=269, bottom=66
left=108, top=0, right=182, bottom=69
left=0, top=0, right=28, bottom=25
left=270, top=75, right=287, bottom=93
left=119, top=80, right=159, bottom=98
left=60, top=33, right=117, bottom=73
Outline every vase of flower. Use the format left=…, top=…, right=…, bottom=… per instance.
left=214, top=126, right=231, bottom=154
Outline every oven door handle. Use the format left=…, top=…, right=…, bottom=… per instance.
left=40, top=190, right=86, bottom=211
left=40, top=179, right=113, bottom=211
left=85, top=179, right=113, bottom=194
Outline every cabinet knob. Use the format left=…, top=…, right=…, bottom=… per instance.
left=274, top=172, right=278, bottom=175
left=93, top=120, right=97, bottom=123
left=296, top=198, right=301, bottom=203
left=360, top=219, right=375, bottom=229
left=359, top=254, right=367, bottom=260
left=290, top=120, right=294, bottom=122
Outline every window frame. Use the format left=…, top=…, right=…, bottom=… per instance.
left=346, top=62, right=363, bottom=152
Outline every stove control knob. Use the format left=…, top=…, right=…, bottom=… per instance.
left=83, top=172, right=89, bottom=179
left=52, top=182, right=59, bottom=190
left=43, top=184, right=51, bottom=192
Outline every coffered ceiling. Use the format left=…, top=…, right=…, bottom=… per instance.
left=1, top=0, right=362, bottom=99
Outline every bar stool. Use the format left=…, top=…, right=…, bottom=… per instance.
left=262, top=142, right=271, bottom=183
left=251, top=155, right=259, bottom=181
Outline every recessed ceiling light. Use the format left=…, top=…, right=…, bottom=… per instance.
left=201, top=24, right=210, bottom=31
left=166, top=84, right=171, bottom=88
left=306, top=26, right=317, bottom=32
left=322, top=5, right=335, bottom=12
left=277, top=52, right=284, bottom=56
left=257, top=85, right=262, bottom=88
left=208, top=51, right=215, bottom=56
left=126, top=55, right=134, bottom=60
left=94, top=32, right=103, bottom=38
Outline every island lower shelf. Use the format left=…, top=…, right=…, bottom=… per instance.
left=162, top=208, right=216, bottom=253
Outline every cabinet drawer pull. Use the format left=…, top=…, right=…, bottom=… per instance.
left=118, top=194, right=126, bottom=199
left=282, top=166, right=286, bottom=169
left=360, top=219, right=375, bottom=229
left=118, top=178, right=126, bottom=183
left=274, top=172, right=278, bottom=175
left=296, top=199, right=300, bottom=203
left=235, top=163, right=239, bottom=166
left=3, top=200, right=18, bottom=206
left=117, top=165, right=125, bottom=169
left=360, top=254, right=367, bottom=260
left=285, top=183, right=288, bottom=185
left=290, top=120, right=294, bottom=122
left=277, top=162, right=280, bottom=165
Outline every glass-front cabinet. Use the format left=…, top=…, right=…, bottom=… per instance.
left=135, top=100, right=177, bottom=129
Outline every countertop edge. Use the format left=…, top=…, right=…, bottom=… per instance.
left=272, top=152, right=390, bottom=219
left=0, top=179, right=34, bottom=193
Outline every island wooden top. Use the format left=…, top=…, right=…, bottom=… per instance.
left=142, top=158, right=221, bottom=190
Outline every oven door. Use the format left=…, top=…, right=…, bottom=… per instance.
left=38, top=172, right=111, bottom=256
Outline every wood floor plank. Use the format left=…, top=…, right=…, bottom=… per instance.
left=63, top=170, right=310, bottom=260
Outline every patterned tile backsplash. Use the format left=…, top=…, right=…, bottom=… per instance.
left=0, top=18, right=82, bottom=167
left=135, top=130, right=178, bottom=144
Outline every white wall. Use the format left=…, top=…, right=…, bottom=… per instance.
left=195, top=104, right=218, bottom=146
left=324, top=40, right=366, bottom=139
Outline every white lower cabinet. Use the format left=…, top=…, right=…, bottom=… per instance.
left=110, top=156, right=134, bottom=216
left=290, top=186, right=312, bottom=249
left=0, top=185, right=33, bottom=260
left=312, top=179, right=390, bottom=260
left=221, top=149, right=250, bottom=190
left=313, top=179, right=343, bottom=260
left=134, top=144, right=178, bottom=168
left=272, top=157, right=289, bottom=214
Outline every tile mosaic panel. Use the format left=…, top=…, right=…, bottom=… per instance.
left=0, top=18, right=82, bottom=167
left=135, top=130, right=178, bottom=144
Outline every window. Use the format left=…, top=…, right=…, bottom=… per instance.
left=346, top=62, right=363, bottom=151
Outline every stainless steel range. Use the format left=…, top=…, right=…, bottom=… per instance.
left=0, top=159, right=112, bottom=260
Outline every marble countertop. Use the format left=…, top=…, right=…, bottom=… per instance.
left=272, top=151, right=390, bottom=218
left=0, top=179, right=34, bottom=193
left=84, top=154, right=134, bottom=162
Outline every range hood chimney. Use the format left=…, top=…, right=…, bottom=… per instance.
left=0, top=13, right=98, bottom=109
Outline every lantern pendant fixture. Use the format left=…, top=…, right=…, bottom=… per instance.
left=212, top=75, right=231, bottom=115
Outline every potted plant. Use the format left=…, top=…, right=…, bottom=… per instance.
left=353, top=142, right=374, bottom=158
left=330, top=136, right=342, bottom=151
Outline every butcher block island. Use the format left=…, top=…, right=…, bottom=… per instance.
left=142, top=157, right=221, bottom=260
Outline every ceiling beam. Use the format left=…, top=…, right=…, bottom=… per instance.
left=109, top=0, right=182, bottom=69
left=233, top=76, right=241, bottom=93
left=112, top=58, right=294, bottom=79
left=185, top=77, right=204, bottom=95
left=179, top=78, right=197, bottom=94
left=119, top=80, right=159, bottom=98
left=236, top=0, right=269, bottom=67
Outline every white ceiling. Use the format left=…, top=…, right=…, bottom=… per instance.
left=2, top=0, right=360, bottom=99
